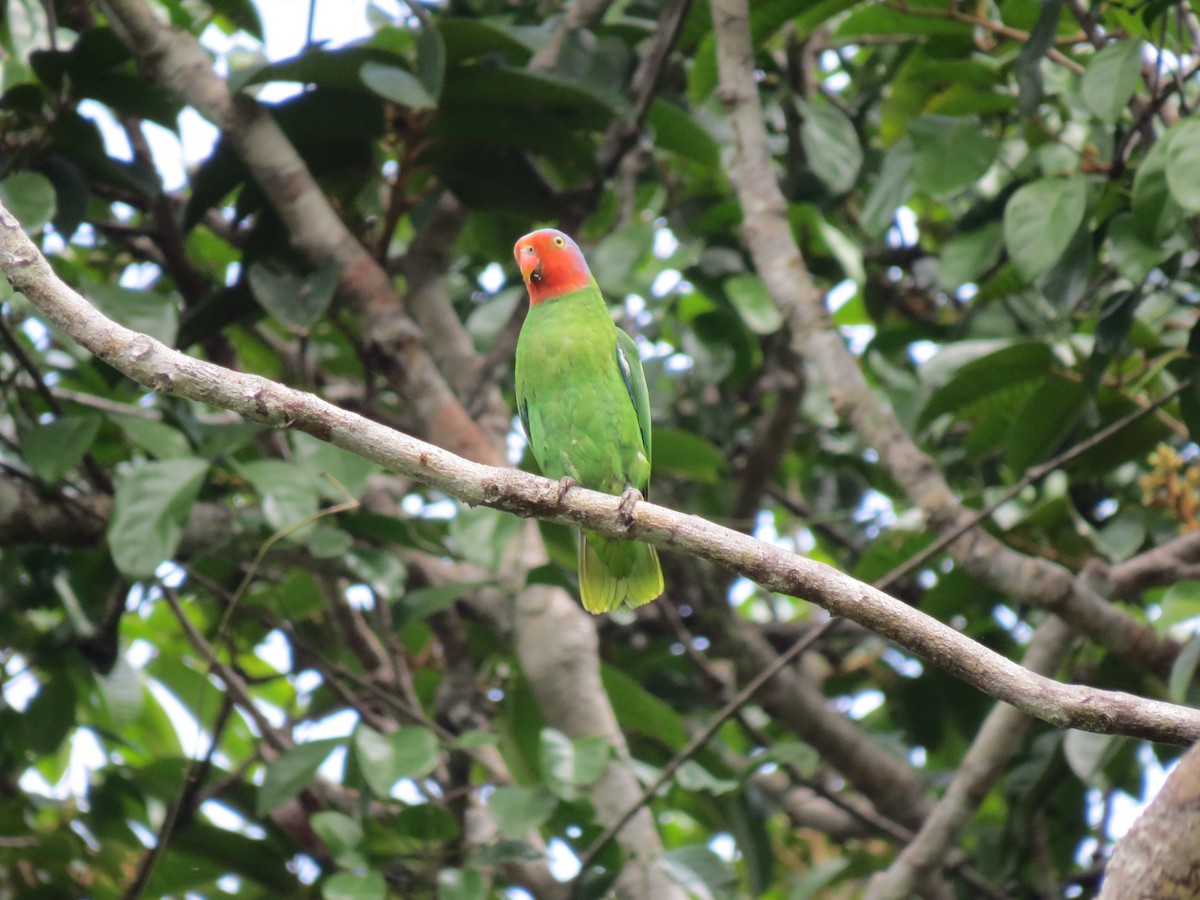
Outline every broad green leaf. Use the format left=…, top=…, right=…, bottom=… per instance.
left=108, top=458, right=209, bottom=578
left=115, top=415, right=193, bottom=460
left=1082, top=40, right=1142, bottom=122
left=1165, top=120, right=1200, bottom=210
left=652, top=428, right=726, bottom=484
left=1106, top=213, right=1169, bottom=282
left=437, top=868, right=489, bottom=900
left=437, top=18, right=536, bottom=64
left=648, top=100, right=720, bottom=168
left=88, top=281, right=179, bottom=346
left=539, top=728, right=609, bottom=800
left=97, top=655, right=143, bottom=726
left=919, top=342, right=1054, bottom=427
left=1168, top=635, right=1200, bottom=704
left=488, top=785, right=558, bottom=839
left=724, top=273, right=783, bottom=335
left=937, top=222, right=1004, bottom=290
left=354, top=725, right=439, bottom=798
left=1132, top=129, right=1184, bottom=242
left=257, top=738, right=342, bottom=815
left=310, top=811, right=366, bottom=868
left=416, top=24, right=445, bottom=100
left=798, top=96, right=861, bottom=194
left=1158, top=581, right=1200, bottom=634
left=0, top=171, right=55, bottom=231
left=1005, top=376, right=1087, bottom=473
left=602, top=665, right=688, bottom=749
left=1003, top=177, right=1087, bottom=280
left=448, top=506, right=521, bottom=570
left=660, top=845, right=738, bottom=900
left=1037, top=226, right=1092, bottom=308
left=393, top=804, right=460, bottom=840
left=788, top=858, right=852, bottom=899
left=247, top=258, right=339, bottom=333
left=1063, top=730, right=1116, bottom=789
left=360, top=60, right=436, bottom=108
left=675, top=760, right=737, bottom=795
left=22, top=415, right=100, bottom=482
left=1093, top=515, right=1146, bottom=564
left=910, top=117, right=999, bottom=197
left=322, top=871, right=385, bottom=900
left=861, top=138, right=913, bottom=237
left=290, top=431, right=377, bottom=500
left=1013, top=0, right=1059, bottom=116
left=236, top=459, right=322, bottom=534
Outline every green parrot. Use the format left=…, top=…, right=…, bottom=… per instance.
left=513, top=228, right=664, bottom=614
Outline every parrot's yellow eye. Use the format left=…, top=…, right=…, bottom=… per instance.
left=552, top=236, right=565, bottom=247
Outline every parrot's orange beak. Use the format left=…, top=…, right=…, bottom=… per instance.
left=516, top=244, right=543, bottom=284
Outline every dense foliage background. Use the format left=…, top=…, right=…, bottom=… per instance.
left=2, top=0, right=1200, bottom=897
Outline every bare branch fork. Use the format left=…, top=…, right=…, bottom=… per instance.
left=2, top=206, right=1197, bottom=746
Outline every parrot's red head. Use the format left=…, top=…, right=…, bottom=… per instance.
left=514, top=228, right=592, bottom=305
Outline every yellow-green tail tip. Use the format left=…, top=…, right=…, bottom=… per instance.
left=578, top=533, right=664, bottom=614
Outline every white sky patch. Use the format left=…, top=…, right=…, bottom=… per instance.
left=345, top=584, right=375, bottom=611
left=478, top=262, right=505, bottom=293
left=508, top=419, right=528, bottom=465
left=202, top=799, right=267, bottom=839
left=651, top=269, right=681, bottom=297
left=908, top=340, right=939, bottom=364
left=625, top=294, right=646, bottom=316
left=708, top=832, right=737, bottom=861
left=727, top=576, right=755, bottom=607
left=547, top=837, right=581, bottom=880
left=653, top=226, right=679, bottom=259
left=2, top=655, right=38, bottom=711
left=119, top=261, right=162, bottom=290
left=887, top=205, right=920, bottom=248
left=255, top=629, right=292, bottom=673
left=826, top=278, right=857, bottom=313
left=19, top=727, right=106, bottom=801
left=147, top=679, right=212, bottom=759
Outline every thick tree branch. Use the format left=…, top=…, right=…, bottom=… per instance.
left=708, top=0, right=1180, bottom=680
left=1097, top=739, right=1200, bottom=898
left=3, top=204, right=1199, bottom=746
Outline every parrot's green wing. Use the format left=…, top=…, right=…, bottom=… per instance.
left=615, top=329, right=652, bottom=473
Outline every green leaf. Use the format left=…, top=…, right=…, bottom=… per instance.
left=248, top=258, right=340, bottom=332
left=602, top=665, right=688, bottom=749
left=919, top=342, right=1054, bottom=427
left=1004, top=375, right=1087, bottom=473
left=660, top=846, right=738, bottom=900
left=861, top=138, right=913, bottom=237
left=724, top=273, right=783, bottom=335
left=416, top=24, right=445, bottom=100
left=0, top=171, right=56, bottom=231
left=675, top=760, right=738, bottom=795
left=1106, top=213, right=1169, bottom=282
left=115, top=416, right=193, bottom=460
left=393, top=803, right=460, bottom=840
left=1168, top=635, right=1200, bottom=704
left=937, top=222, right=1004, bottom=290
left=1003, top=177, right=1087, bottom=280
left=1158, top=581, right=1200, bottom=633
left=108, top=458, right=209, bottom=578
left=1013, top=0, right=1059, bottom=117
left=1165, top=120, right=1200, bottom=211
left=1082, top=40, right=1143, bottom=122
left=236, top=459, right=323, bottom=533
left=97, top=655, right=143, bottom=726
left=652, top=428, right=726, bottom=484
left=910, top=117, right=999, bottom=197
left=310, top=811, right=366, bottom=869
left=787, top=858, right=852, bottom=899
left=1132, top=129, right=1185, bottom=242
left=648, top=100, right=720, bottom=168
left=290, top=431, right=377, bottom=500
left=257, top=738, right=342, bottom=815
left=539, top=728, right=609, bottom=800
left=359, top=60, right=436, bottom=109
left=448, top=506, right=522, bottom=570
left=437, top=868, right=490, bottom=900
left=88, top=281, right=179, bottom=346
left=1063, top=730, right=1116, bottom=789
left=322, top=871, right=385, bottom=900
left=798, top=96, right=861, bottom=194
left=354, top=725, right=439, bottom=798
left=488, top=785, right=558, bottom=839
left=22, top=415, right=100, bottom=482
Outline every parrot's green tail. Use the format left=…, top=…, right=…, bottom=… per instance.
left=578, top=531, right=664, bottom=614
